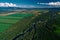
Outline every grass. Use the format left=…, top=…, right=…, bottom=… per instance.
left=8, top=13, right=34, bottom=17
left=0, top=19, right=18, bottom=23
left=0, top=16, right=34, bottom=40
left=0, top=13, right=34, bottom=33
left=0, top=23, right=12, bottom=32
left=0, top=16, right=23, bottom=20
left=54, top=14, right=60, bottom=35
left=0, top=10, right=60, bottom=40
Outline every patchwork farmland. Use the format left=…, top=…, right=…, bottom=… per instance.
left=0, top=10, right=60, bottom=40
left=0, top=12, right=34, bottom=33
left=0, top=13, right=34, bottom=40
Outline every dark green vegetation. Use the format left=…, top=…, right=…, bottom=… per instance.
left=54, top=13, right=60, bottom=35
left=0, top=10, right=60, bottom=40
left=13, top=10, right=60, bottom=40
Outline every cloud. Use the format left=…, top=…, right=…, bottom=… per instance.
left=0, top=2, right=37, bottom=8
left=37, top=2, right=60, bottom=6
left=49, top=2, right=60, bottom=6
left=18, top=5, right=36, bottom=8
left=0, top=2, right=17, bottom=7
left=37, top=2, right=48, bottom=5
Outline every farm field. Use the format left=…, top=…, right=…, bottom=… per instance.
left=0, top=10, right=60, bottom=40
left=0, top=13, right=34, bottom=32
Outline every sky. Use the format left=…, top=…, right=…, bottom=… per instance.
left=0, top=0, right=60, bottom=8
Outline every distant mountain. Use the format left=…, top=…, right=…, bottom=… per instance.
left=0, top=7, right=19, bottom=12
left=0, top=7, right=60, bottom=12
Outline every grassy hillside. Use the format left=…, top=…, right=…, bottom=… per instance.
left=0, top=13, right=34, bottom=33
left=0, top=10, right=60, bottom=40
left=15, top=10, right=60, bottom=40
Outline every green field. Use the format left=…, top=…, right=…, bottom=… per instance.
left=0, top=13, right=34, bottom=32
left=0, top=10, right=60, bottom=40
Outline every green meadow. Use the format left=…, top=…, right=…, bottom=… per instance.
left=0, top=10, right=60, bottom=40
left=0, top=13, right=34, bottom=32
